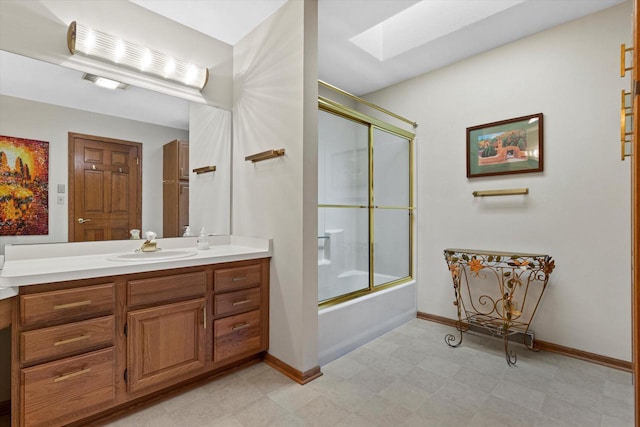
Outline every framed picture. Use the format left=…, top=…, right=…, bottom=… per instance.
left=467, top=113, right=543, bottom=178
left=0, top=135, right=49, bottom=235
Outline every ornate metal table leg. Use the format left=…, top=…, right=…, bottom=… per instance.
left=445, top=319, right=464, bottom=347
left=504, top=333, right=517, bottom=365
left=445, top=272, right=464, bottom=348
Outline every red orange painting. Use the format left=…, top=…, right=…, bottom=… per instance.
left=0, top=135, right=49, bottom=235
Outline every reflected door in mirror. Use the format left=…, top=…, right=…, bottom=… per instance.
left=69, top=133, right=142, bottom=241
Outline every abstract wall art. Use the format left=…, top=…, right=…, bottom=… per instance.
left=0, top=135, right=49, bottom=235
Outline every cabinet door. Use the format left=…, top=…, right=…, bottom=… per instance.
left=179, top=181, right=189, bottom=233
left=178, top=141, right=189, bottom=180
left=127, top=298, right=206, bottom=394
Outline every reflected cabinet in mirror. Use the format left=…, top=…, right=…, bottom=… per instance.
left=0, top=50, right=231, bottom=249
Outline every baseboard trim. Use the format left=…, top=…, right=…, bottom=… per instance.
left=263, top=353, right=323, bottom=385
left=417, top=311, right=457, bottom=327
left=0, top=399, right=10, bottom=416
left=535, top=340, right=632, bottom=372
left=416, top=311, right=632, bottom=372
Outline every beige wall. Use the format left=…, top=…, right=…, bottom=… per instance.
left=364, top=1, right=633, bottom=360
left=232, top=0, right=319, bottom=372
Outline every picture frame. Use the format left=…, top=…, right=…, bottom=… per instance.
left=0, top=135, right=49, bottom=235
left=466, top=113, right=543, bottom=178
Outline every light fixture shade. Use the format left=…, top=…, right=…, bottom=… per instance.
left=67, top=21, right=209, bottom=91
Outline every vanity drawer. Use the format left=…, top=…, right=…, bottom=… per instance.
left=214, top=310, right=262, bottom=362
left=214, top=287, right=260, bottom=317
left=214, top=264, right=261, bottom=292
left=21, top=283, right=114, bottom=326
left=22, top=347, right=115, bottom=427
left=128, top=270, right=207, bottom=307
left=21, top=315, right=115, bottom=364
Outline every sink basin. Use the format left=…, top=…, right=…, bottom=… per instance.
left=108, top=250, right=197, bottom=262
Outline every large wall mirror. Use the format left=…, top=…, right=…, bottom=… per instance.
left=0, top=50, right=231, bottom=251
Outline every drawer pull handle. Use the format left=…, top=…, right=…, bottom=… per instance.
left=232, top=322, right=250, bottom=331
left=54, top=334, right=92, bottom=347
left=232, top=299, right=252, bottom=306
left=53, top=368, right=91, bottom=383
left=231, top=276, right=247, bottom=282
left=54, top=300, right=92, bottom=310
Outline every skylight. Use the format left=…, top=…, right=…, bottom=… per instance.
left=350, top=0, right=526, bottom=61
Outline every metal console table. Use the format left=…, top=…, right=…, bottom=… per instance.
left=443, top=248, right=555, bottom=365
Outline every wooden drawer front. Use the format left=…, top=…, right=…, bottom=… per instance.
left=21, top=315, right=115, bottom=364
left=214, top=264, right=261, bottom=292
left=21, top=283, right=114, bottom=326
left=215, top=287, right=261, bottom=317
left=128, top=271, right=207, bottom=307
left=214, top=310, right=262, bottom=362
left=22, top=347, right=115, bottom=427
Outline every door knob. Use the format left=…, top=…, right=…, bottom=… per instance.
left=77, top=218, right=92, bottom=224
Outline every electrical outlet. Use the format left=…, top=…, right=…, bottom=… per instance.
left=57, top=195, right=65, bottom=205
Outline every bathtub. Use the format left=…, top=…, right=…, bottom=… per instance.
left=318, top=277, right=416, bottom=366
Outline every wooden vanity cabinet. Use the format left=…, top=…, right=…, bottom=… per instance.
left=11, top=258, right=270, bottom=427
left=13, top=279, right=117, bottom=427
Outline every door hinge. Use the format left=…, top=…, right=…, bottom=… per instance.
left=124, top=323, right=128, bottom=337
left=124, top=369, right=128, bottom=383
left=136, top=157, right=139, bottom=165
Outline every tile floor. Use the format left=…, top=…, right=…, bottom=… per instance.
left=1, top=319, right=634, bottom=426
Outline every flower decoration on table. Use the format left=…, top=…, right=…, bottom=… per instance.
left=541, top=256, right=555, bottom=275
left=448, top=263, right=459, bottom=280
left=512, top=259, right=530, bottom=269
left=468, top=257, right=484, bottom=274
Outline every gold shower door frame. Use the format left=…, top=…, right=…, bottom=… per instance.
left=318, top=97, right=415, bottom=308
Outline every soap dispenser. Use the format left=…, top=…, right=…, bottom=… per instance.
left=197, top=227, right=210, bottom=250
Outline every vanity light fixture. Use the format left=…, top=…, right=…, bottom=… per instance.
left=82, top=73, right=128, bottom=90
left=67, top=21, right=209, bottom=91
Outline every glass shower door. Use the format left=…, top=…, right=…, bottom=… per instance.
left=372, top=127, right=412, bottom=287
left=318, top=110, right=369, bottom=302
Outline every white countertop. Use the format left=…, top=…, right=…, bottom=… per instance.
left=0, top=235, right=272, bottom=299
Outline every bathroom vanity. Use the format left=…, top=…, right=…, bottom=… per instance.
left=0, top=236, right=271, bottom=427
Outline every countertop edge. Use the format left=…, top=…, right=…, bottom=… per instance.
left=0, top=237, right=272, bottom=299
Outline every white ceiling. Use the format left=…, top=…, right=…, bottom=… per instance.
left=0, top=0, right=628, bottom=129
left=133, top=0, right=626, bottom=96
